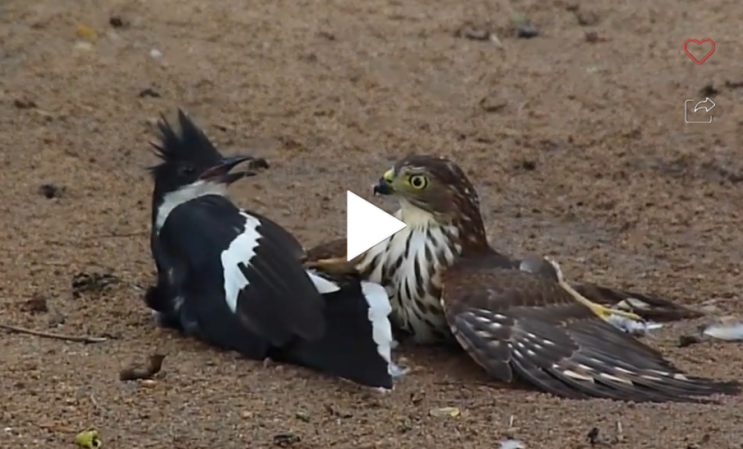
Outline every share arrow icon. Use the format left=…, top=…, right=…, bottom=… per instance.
left=694, top=97, right=716, bottom=113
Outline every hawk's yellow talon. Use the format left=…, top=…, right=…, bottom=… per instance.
left=585, top=301, right=643, bottom=322
left=543, top=257, right=644, bottom=323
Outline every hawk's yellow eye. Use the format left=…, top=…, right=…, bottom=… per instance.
left=408, top=174, right=428, bottom=190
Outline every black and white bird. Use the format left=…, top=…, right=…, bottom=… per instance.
left=145, top=109, right=401, bottom=389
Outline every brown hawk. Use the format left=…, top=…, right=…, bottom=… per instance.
left=306, top=154, right=739, bottom=402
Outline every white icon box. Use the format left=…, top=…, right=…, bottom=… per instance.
left=684, top=98, right=715, bottom=124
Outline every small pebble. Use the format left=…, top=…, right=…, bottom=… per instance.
left=149, top=49, right=163, bottom=59
left=585, top=31, right=606, bottom=43
left=14, top=98, right=36, bottom=109
left=138, top=88, right=161, bottom=98
left=516, top=25, right=539, bottom=39
left=109, top=16, right=125, bottom=28
left=457, top=25, right=490, bottom=41
left=678, top=334, right=704, bottom=347
left=74, top=41, right=94, bottom=52
left=389, top=362, right=408, bottom=378
left=39, top=183, right=63, bottom=199
left=699, top=304, right=720, bottom=314
left=574, top=10, right=600, bottom=26
left=587, top=427, right=600, bottom=444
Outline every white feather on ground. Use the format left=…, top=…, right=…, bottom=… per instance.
left=499, top=439, right=526, bottom=449
left=701, top=316, right=743, bottom=341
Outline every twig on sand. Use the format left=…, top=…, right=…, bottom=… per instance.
left=0, top=323, right=108, bottom=343
left=433, top=380, right=495, bottom=388
left=84, top=231, right=147, bottom=239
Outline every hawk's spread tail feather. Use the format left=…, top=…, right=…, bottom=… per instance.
left=572, top=283, right=703, bottom=322
left=451, top=306, right=740, bottom=403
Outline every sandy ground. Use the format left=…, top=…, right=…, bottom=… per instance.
left=2, top=0, right=743, bottom=448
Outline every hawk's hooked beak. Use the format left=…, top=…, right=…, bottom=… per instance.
left=199, top=155, right=269, bottom=184
left=373, top=169, right=395, bottom=196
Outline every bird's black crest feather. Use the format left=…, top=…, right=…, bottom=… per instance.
left=148, top=108, right=222, bottom=174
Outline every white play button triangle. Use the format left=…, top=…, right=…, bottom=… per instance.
left=346, top=191, right=406, bottom=261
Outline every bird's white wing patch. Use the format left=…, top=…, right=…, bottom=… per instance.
left=361, top=281, right=406, bottom=377
left=306, top=270, right=341, bottom=294
left=220, top=212, right=262, bottom=313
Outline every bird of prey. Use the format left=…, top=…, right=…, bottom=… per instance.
left=306, top=154, right=740, bottom=402
left=145, top=109, right=400, bottom=389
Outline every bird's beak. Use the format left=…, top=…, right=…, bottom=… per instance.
left=199, top=155, right=269, bottom=184
left=373, top=169, right=395, bottom=196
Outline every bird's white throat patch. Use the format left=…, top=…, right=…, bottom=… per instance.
left=397, top=199, right=439, bottom=228
left=156, top=181, right=228, bottom=232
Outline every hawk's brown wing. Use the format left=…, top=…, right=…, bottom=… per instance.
left=440, top=255, right=740, bottom=403
left=307, top=240, right=702, bottom=322
left=305, top=238, right=347, bottom=262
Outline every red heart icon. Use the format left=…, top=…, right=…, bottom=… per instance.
left=684, top=39, right=715, bottom=65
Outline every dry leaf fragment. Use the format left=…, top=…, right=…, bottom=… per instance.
left=75, top=429, right=102, bottom=448
left=429, top=406, right=460, bottom=418
left=75, top=25, right=97, bottom=42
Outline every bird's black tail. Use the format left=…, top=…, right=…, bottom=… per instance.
left=270, top=272, right=400, bottom=389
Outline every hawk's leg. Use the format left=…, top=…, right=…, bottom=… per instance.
left=544, top=258, right=644, bottom=323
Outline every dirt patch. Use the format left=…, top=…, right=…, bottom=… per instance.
left=2, top=0, right=743, bottom=448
